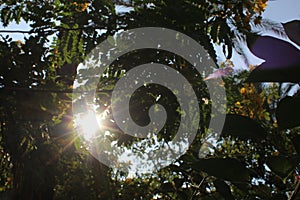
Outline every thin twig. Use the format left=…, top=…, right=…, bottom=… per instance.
left=290, top=178, right=300, bottom=200
left=190, top=176, right=207, bottom=200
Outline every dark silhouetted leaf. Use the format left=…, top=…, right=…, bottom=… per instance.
left=272, top=193, right=288, bottom=200
left=221, top=114, right=267, bottom=140
left=247, top=35, right=300, bottom=66
left=292, top=135, right=300, bottom=156
left=266, top=155, right=300, bottom=180
left=200, top=193, right=225, bottom=200
left=173, top=178, right=184, bottom=189
left=283, top=20, right=300, bottom=46
left=246, top=62, right=300, bottom=83
left=232, top=182, right=251, bottom=193
left=276, top=96, right=300, bottom=129
left=213, top=179, right=235, bottom=200
left=246, top=35, right=300, bottom=83
left=193, top=158, right=250, bottom=182
left=160, top=182, right=175, bottom=192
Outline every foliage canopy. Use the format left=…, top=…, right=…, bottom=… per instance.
left=1, top=0, right=300, bottom=199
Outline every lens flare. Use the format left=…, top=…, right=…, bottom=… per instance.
left=75, top=109, right=102, bottom=141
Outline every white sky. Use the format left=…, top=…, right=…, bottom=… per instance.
left=263, top=0, right=300, bottom=22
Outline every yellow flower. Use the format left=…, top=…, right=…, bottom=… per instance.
left=240, top=87, right=246, bottom=94
left=254, top=0, right=268, bottom=14
left=73, top=2, right=90, bottom=12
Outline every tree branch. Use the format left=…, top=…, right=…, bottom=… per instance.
left=1, top=86, right=112, bottom=94
left=0, top=30, right=32, bottom=33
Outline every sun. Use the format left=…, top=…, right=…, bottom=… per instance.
left=76, top=109, right=102, bottom=141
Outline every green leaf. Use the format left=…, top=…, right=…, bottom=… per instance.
left=73, top=138, right=82, bottom=151
left=193, top=158, right=250, bottom=182
left=107, top=35, right=115, bottom=46
left=266, top=155, right=300, bottom=181
left=221, top=114, right=267, bottom=140
left=40, top=105, right=47, bottom=111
